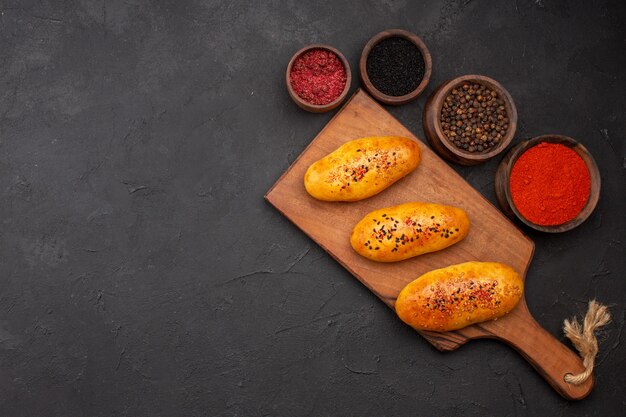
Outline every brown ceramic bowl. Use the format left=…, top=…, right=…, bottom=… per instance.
left=359, top=29, right=432, bottom=105
left=286, top=44, right=351, bottom=113
left=494, top=135, right=601, bottom=233
left=423, top=75, right=518, bottom=165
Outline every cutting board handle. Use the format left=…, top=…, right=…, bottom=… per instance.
left=484, top=300, right=593, bottom=400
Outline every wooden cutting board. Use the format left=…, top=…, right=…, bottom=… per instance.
left=265, top=89, right=592, bottom=400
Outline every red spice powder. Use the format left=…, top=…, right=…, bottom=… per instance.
left=509, top=142, right=591, bottom=226
left=290, top=49, right=346, bottom=105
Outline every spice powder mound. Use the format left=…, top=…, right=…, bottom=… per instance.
left=509, top=142, right=591, bottom=226
left=289, top=48, right=347, bottom=105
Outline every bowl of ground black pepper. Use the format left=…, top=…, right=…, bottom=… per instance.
left=494, top=135, right=601, bottom=233
left=360, top=29, right=432, bottom=105
left=286, top=44, right=351, bottom=113
left=423, top=75, right=517, bottom=165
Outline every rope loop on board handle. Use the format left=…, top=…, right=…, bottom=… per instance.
left=563, top=300, right=611, bottom=385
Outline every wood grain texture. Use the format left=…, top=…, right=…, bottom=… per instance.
left=265, top=90, right=592, bottom=400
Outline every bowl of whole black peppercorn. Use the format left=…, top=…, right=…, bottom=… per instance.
left=423, top=75, right=518, bottom=165
left=360, top=29, right=432, bottom=105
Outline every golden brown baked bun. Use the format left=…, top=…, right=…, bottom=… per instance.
left=350, top=202, right=469, bottom=262
left=395, top=261, right=523, bottom=332
left=304, top=136, right=420, bottom=202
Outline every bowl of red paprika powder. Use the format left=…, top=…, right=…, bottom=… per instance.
left=286, top=44, right=351, bottom=113
left=495, top=135, right=601, bottom=233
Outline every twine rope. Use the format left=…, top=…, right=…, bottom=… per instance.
left=563, top=300, right=611, bottom=385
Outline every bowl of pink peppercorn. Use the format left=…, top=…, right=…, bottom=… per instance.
left=286, top=44, right=351, bottom=113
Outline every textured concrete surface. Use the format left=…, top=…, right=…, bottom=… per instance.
left=0, top=0, right=624, bottom=416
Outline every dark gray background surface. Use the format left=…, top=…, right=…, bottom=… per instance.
left=1, top=0, right=625, bottom=416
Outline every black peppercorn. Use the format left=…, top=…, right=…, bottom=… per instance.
left=439, top=83, right=509, bottom=154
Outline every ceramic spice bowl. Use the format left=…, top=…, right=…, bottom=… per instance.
left=286, top=44, right=351, bottom=113
left=423, top=74, right=518, bottom=165
left=494, top=135, right=601, bottom=233
left=359, top=29, right=432, bottom=105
